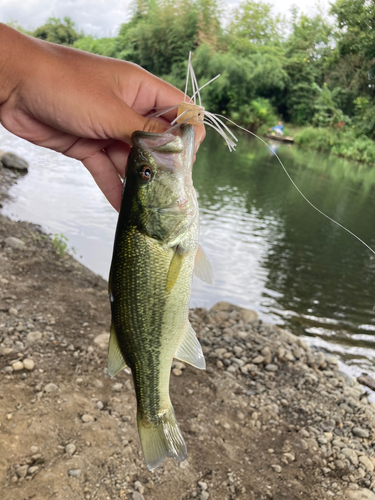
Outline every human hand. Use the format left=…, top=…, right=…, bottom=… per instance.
left=0, top=24, right=205, bottom=211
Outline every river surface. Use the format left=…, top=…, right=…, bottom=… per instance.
left=1, top=125, right=375, bottom=380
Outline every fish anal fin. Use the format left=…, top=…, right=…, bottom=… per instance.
left=175, top=322, right=206, bottom=370
left=166, top=249, right=184, bottom=293
left=194, top=245, right=214, bottom=285
left=108, top=324, right=127, bottom=378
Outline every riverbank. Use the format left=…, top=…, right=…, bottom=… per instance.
left=1, top=167, right=375, bottom=500
left=287, top=125, right=375, bottom=166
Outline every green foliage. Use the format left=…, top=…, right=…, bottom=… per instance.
left=231, top=98, right=277, bottom=130
left=73, top=36, right=117, bottom=57
left=33, top=17, right=82, bottom=46
left=295, top=127, right=375, bottom=164
left=12, top=0, right=375, bottom=165
left=52, top=233, right=69, bottom=257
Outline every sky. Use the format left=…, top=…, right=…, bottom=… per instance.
left=0, top=0, right=331, bottom=38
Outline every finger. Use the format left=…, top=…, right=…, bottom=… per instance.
left=82, top=151, right=123, bottom=211
left=104, top=141, right=131, bottom=179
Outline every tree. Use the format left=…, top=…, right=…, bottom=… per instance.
left=33, top=17, right=82, bottom=46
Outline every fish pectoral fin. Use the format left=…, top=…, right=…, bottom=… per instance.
left=166, top=249, right=184, bottom=293
left=107, top=324, right=127, bottom=378
left=194, top=245, right=214, bottom=285
left=175, top=322, right=206, bottom=370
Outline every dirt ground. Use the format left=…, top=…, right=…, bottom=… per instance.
left=0, top=167, right=374, bottom=500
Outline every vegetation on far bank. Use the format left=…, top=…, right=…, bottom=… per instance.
left=7, top=0, right=375, bottom=165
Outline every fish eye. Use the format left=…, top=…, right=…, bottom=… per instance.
left=139, top=165, right=153, bottom=181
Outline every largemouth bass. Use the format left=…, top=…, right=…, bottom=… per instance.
left=108, top=124, right=213, bottom=470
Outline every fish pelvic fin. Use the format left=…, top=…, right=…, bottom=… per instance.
left=137, top=405, right=187, bottom=471
left=175, top=322, right=206, bottom=370
left=194, top=245, right=214, bottom=285
left=107, top=324, right=127, bottom=378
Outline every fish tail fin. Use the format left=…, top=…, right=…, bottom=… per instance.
left=137, top=404, right=187, bottom=471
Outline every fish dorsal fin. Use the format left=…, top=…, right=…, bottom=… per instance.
left=108, top=324, right=127, bottom=377
left=175, top=322, right=206, bottom=370
left=166, top=249, right=184, bottom=293
left=194, top=245, right=214, bottom=285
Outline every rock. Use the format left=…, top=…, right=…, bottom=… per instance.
left=8, top=307, right=18, bottom=316
left=12, top=361, right=24, bottom=371
left=27, top=331, right=43, bottom=343
left=44, top=383, right=58, bottom=393
left=93, top=332, right=110, bottom=350
left=265, top=364, right=278, bottom=372
left=112, top=383, right=123, bottom=392
left=81, top=414, right=94, bottom=423
left=132, top=492, right=145, bottom=500
left=200, top=492, right=209, bottom=500
left=23, top=359, right=35, bottom=370
left=28, top=466, right=39, bottom=475
left=16, top=465, right=29, bottom=478
left=174, top=361, right=186, bottom=370
left=2, top=152, right=28, bottom=172
left=359, top=456, right=374, bottom=473
left=271, top=464, right=282, bottom=473
left=65, top=443, right=76, bottom=456
left=238, top=307, right=257, bottom=323
left=352, top=427, right=369, bottom=439
left=198, top=481, right=208, bottom=490
left=96, top=401, right=104, bottom=410
left=252, top=355, right=264, bottom=364
left=4, top=237, right=25, bottom=250
left=30, top=446, right=39, bottom=454
left=134, top=481, right=145, bottom=494
left=210, top=302, right=233, bottom=312
left=68, top=469, right=82, bottom=478
left=345, top=489, right=375, bottom=500
left=172, top=368, right=182, bottom=376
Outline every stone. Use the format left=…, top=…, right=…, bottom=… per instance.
left=172, top=368, right=182, bottom=376
left=28, top=466, right=39, bottom=475
left=134, top=481, right=145, bottom=494
left=200, top=492, right=209, bottom=500
left=112, top=383, right=123, bottom=392
left=352, top=427, right=369, bottom=439
left=5, top=237, right=25, bottom=250
left=12, top=361, right=24, bottom=371
left=44, top=383, right=58, bottom=393
left=210, top=302, right=233, bottom=312
left=96, top=401, right=104, bottom=410
left=198, top=481, right=208, bottom=490
left=132, top=492, right=145, bottom=500
left=1, top=152, right=29, bottom=172
left=23, top=359, right=35, bottom=370
left=27, top=331, right=43, bottom=343
left=345, top=489, right=375, bottom=500
left=30, top=446, right=39, bottom=454
left=238, top=308, right=258, bottom=323
left=8, top=307, right=18, bottom=316
left=271, top=464, right=282, bottom=473
left=265, top=364, right=278, bottom=372
left=93, top=332, right=110, bottom=350
left=252, top=355, right=264, bottom=364
left=68, top=469, right=82, bottom=478
left=16, top=465, right=29, bottom=478
left=81, top=414, right=94, bottom=423
left=359, top=456, right=374, bottom=473
left=65, top=443, right=76, bottom=456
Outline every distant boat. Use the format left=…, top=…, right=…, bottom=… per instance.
left=266, top=134, right=294, bottom=143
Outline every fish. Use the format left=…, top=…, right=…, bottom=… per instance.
left=107, top=123, right=214, bottom=470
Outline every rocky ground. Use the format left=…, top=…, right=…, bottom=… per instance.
left=1, top=161, right=375, bottom=500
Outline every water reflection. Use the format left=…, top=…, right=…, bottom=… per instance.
left=1, top=125, right=375, bottom=376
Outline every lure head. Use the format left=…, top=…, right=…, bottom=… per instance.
left=127, top=125, right=198, bottom=244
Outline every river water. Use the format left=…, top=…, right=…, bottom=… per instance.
left=1, top=125, right=375, bottom=380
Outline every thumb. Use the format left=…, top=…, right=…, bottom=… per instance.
left=102, top=97, right=170, bottom=145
